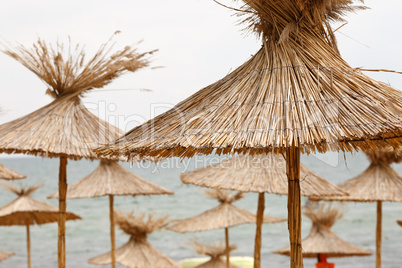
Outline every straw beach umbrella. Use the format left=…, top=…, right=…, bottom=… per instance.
left=0, top=163, right=26, bottom=180
left=312, top=148, right=402, bottom=268
left=0, top=107, right=25, bottom=181
left=48, top=159, right=174, bottom=268
left=191, top=241, right=238, bottom=268
left=0, top=184, right=81, bottom=268
left=181, top=154, right=347, bottom=267
left=96, top=1, right=402, bottom=267
left=0, top=250, right=14, bottom=262
left=274, top=204, right=371, bottom=261
left=168, top=189, right=286, bottom=268
left=0, top=35, right=153, bottom=268
left=88, top=210, right=180, bottom=268
left=397, top=220, right=402, bottom=227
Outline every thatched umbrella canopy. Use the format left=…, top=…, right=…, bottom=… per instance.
left=0, top=184, right=81, bottom=268
left=181, top=154, right=346, bottom=197
left=0, top=162, right=26, bottom=180
left=312, top=148, right=402, bottom=268
left=274, top=204, right=371, bottom=259
left=96, top=1, right=402, bottom=267
left=88, top=210, right=180, bottom=268
left=48, top=159, right=173, bottom=268
left=168, top=189, right=285, bottom=268
left=181, top=153, right=347, bottom=266
left=397, top=220, right=402, bottom=227
left=0, top=250, right=14, bottom=262
left=0, top=35, right=153, bottom=268
left=191, top=241, right=238, bottom=268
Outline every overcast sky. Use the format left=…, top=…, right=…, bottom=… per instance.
left=0, top=0, right=401, bottom=134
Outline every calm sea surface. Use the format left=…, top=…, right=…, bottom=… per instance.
left=0, top=152, right=401, bottom=268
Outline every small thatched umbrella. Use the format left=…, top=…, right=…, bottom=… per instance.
left=96, top=2, right=402, bottom=267
left=0, top=35, right=153, bottom=268
left=191, top=241, right=238, bottom=268
left=274, top=204, right=371, bottom=263
left=397, top=220, right=402, bottom=227
left=48, top=159, right=174, bottom=268
left=0, top=162, right=26, bottom=180
left=88, top=210, right=180, bottom=268
left=0, top=250, right=14, bottom=262
left=312, top=148, right=402, bottom=268
left=0, top=184, right=81, bottom=268
left=181, top=154, right=347, bottom=267
left=168, top=189, right=286, bottom=268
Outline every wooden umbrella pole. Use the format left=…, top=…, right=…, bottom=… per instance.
left=58, top=157, right=67, bottom=268
left=225, top=227, right=230, bottom=268
left=27, top=224, right=31, bottom=268
left=376, top=201, right=382, bottom=268
left=286, top=144, right=303, bottom=268
left=254, top=192, right=265, bottom=268
left=109, top=195, right=116, bottom=268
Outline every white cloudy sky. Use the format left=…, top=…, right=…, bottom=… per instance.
left=0, top=0, right=401, bottom=134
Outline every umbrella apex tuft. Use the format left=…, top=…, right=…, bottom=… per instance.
left=115, top=210, right=170, bottom=240
left=2, top=33, right=155, bottom=100
left=204, top=189, right=244, bottom=204
left=303, top=203, right=344, bottom=229
left=1, top=183, right=41, bottom=197
left=192, top=240, right=237, bottom=259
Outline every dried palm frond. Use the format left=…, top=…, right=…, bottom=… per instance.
left=3, top=32, right=155, bottom=99
left=115, top=210, right=169, bottom=241
left=204, top=189, right=244, bottom=204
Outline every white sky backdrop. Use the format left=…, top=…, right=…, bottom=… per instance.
left=0, top=0, right=401, bottom=135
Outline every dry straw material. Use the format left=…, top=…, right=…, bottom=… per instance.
left=191, top=241, right=238, bottom=268
left=0, top=184, right=81, bottom=268
left=314, top=149, right=402, bottom=203
left=0, top=250, right=14, bottom=262
left=88, top=210, right=180, bottom=268
left=397, top=220, right=402, bottom=227
left=168, top=189, right=285, bottom=232
left=181, top=154, right=346, bottom=197
left=0, top=35, right=154, bottom=268
left=312, top=148, right=402, bottom=268
left=48, top=159, right=173, bottom=268
left=168, top=189, right=285, bottom=268
left=0, top=163, right=26, bottom=180
left=274, top=203, right=371, bottom=258
left=96, top=1, right=402, bottom=268
left=181, top=153, right=347, bottom=267
left=48, top=160, right=173, bottom=199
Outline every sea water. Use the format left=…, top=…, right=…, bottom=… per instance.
left=0, top=152, right=401, bottom=268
